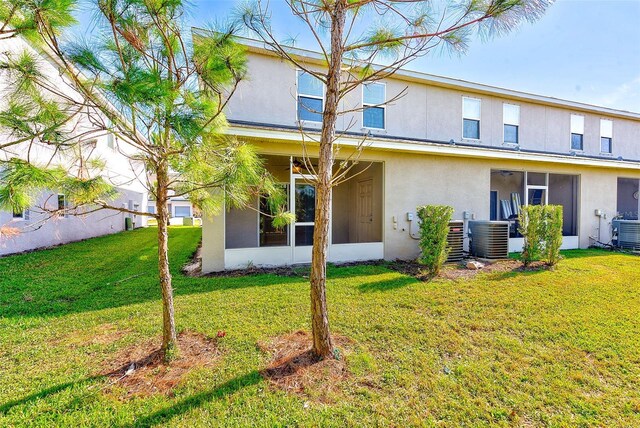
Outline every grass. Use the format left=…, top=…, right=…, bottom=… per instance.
left=1, top=227, right=640, bottom=427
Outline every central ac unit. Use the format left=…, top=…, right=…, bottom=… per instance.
left=447, top=221, right=464, bottom=262
left=612, top=219, right=640, bottom=250
left=468, top=220, right=509, bottom=259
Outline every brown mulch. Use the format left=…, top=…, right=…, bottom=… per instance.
left=102, top=331, right=220, bottom=398
left=258, top=330, right=351, bottom=401
left=204, top=264, right=308, bottom=278
left=388, top=258, right=551, bottom=282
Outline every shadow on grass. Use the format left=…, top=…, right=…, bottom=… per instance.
left=358, top=276, right=417, bottom=292
left=0, top=226, right=391, bottom=319
left=118, top=371, right=262, bottom=428
left=0, top=376, right=102, bottom=415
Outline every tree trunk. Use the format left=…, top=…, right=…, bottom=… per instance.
left=156, top=162, right=178, bottom=357
left=310, top=0, right=346, bottom=359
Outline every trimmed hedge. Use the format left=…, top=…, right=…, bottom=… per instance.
left=518, top=204, right=564, bottom=267
left=417, top=205, right=454, bottom=275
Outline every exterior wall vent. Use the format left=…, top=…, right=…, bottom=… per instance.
left=447, top=221, right=465, bottom=262
left=468, top=220, right=510, bottom=259
left=613, top=220, right=640, bottom=250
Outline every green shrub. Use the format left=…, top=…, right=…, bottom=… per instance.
left=518, top=204, right=564, bottom=267
left=417, top=205, right=454, bottom=275
left=518, top=205, right=545, bottom=266
left=542, top=205, right=564, bottom=266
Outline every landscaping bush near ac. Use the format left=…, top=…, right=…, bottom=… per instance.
left=519, top=204, right=564, bottom=266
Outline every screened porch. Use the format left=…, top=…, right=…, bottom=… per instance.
left=223, top=155, right=384, bottom=269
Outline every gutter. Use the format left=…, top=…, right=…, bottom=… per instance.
left=226, top=119, right=640, bottom=171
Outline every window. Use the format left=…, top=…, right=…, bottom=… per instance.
left=58, top=194, right=68, bottom=218
left=600, top=119, right=613, bottom=154
left=362, top=82, right=385, bottom=129
left=107, top=134, right=115, bottom=150
left=462, top=97, right=481, bottom=139
left=106, top=118, right=116, bottom=150
left=259, top=185, right=289, bottom=247
left=570, top=114, right=584, bottom=151
left=147, top=205, right=156, bottom=214
left=12, top=208, right=24, bottom=219
left=174, top=206, right=191, bottom=218
left=297, top=70, right=323, bottom=122
left=503, top=103, right=520, bottom=144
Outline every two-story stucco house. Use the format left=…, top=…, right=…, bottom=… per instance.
left=200, top=35, right=640, bottom=272
left=0, top=36, right=148, bottom=256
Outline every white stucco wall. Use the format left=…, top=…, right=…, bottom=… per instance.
left=0, top=36, right=148, bottom=255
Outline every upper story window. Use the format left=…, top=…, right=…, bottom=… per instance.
left=570, top=114, right=584, bottom=151
left=600, top=119, right=613, bottom=154
left=297, top=70, right=324, bottom=123
left=363, top=82, right=385, bottom=129
left=503, top=103, right=520, bottom=144
left=462, top=97, right=481, bottom=140
left=58, top=194, right=69, bottom=218
left=12, top=208, right=25, bottom=219
left=106, top=118, right=116, bottom=150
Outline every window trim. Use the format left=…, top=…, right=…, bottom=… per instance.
left=58, top=194, right=69, bottom=218
left=570, top=114, right=584, bottom=152
left=462, top=96, right=481, bottom=141
left=12, top=208, right=25, bottom=220
left=362, top=82, right=386, bottom=130
left=173, top=205, right=192, bottom=218
left=296, top=69, right=325, bottom=124
left=502, top=103, right=520, bottom=145
left=600, top=118, right=613, bottom=154
left=600, top=137, right=612, bottom=155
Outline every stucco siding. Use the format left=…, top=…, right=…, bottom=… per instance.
left=200, top=138, right=640, bottom=272
left=225, top=50, right=640, bottom=161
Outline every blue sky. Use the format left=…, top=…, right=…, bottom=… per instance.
left=193, top=0, right=640, bottom=113
left=77, top=0, right=640, bottom=113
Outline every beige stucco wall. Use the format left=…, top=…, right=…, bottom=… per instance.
left=201, top=139, right=640, bottom=272
left=224, top=51, right=640, bottom=161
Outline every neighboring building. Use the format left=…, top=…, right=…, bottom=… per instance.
left=0, top=36, right=148, bottom=256
left=195, top=36, right=640, bottom=272
left=147, top=195, right=198, bottom=225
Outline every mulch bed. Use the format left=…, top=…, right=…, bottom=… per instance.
left=387, top=258, right=552, bottom=281
left=258, top=330, right=351, bottom=401
left=102, top=331, right=220, bottom=398
left=182, top=240, right=551, bottom=282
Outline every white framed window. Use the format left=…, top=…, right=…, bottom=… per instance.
left=106, top=118, right=116, bottom=151
left=174, top=206, right=191, bottom=218
left=296, top=70, right=324, bottom=123
left=503, top=103, right=520, bottom=144
left=462, top=96, right=481, bottom=140
left=570, top=114, right=584, bottom=151
left=362, top=82, right=385, bottom=129
left=600, top=119, right=613, bottom=154
left=12, top=208, right=25, bottom=220
left=58, top=194, right=69, bottom=218
left=107, top=133, right=115, bottom=150
left=147, top=205, right=156, bottom=214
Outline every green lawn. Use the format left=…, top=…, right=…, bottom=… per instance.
left=1, top=227, right=640, bottom=427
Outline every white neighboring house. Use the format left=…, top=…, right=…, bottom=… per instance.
left=0, top=36, right=149, bottom=256
left=147, top=194, right=199, bottom=226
